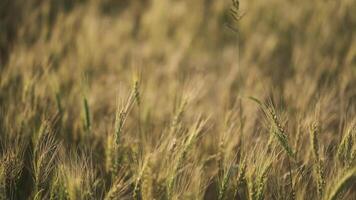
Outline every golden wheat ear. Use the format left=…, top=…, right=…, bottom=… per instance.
left=0, top=146, right=24, bottom=200
left=32, top=120, right=60, bottom=199
left=104, top=168, right=131, bottom=200
left=325, top=167, right=356, bottom=200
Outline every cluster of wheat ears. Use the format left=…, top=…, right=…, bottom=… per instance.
left=1, top=0, right=356, bottom=199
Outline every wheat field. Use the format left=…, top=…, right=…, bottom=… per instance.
left=0, top=0, right=356, bottom=199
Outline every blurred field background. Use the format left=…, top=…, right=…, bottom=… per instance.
left=1, top=0, right=356, bottom=199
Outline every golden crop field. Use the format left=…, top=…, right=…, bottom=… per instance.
left=0, top=0, right=356, bottom=199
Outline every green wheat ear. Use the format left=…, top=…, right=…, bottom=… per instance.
left=83, top=96, right=91, bottom=133
left=248, top=96, right=295, bottom=158
left=233, top=158, right=246, bottom=199
left=218, top=165, right=234, bottom=200
left=256, top=161, right=272, bottom=200
left=310, top=122, right=320, bottom=161
left=310, top=121, right=325, bottom=198
left=337, top=124, right=355, bottom=166
left=55, top=92, right=62, bottom=114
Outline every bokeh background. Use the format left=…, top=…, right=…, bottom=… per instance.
left=1, top=0, right=356, bottom=199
